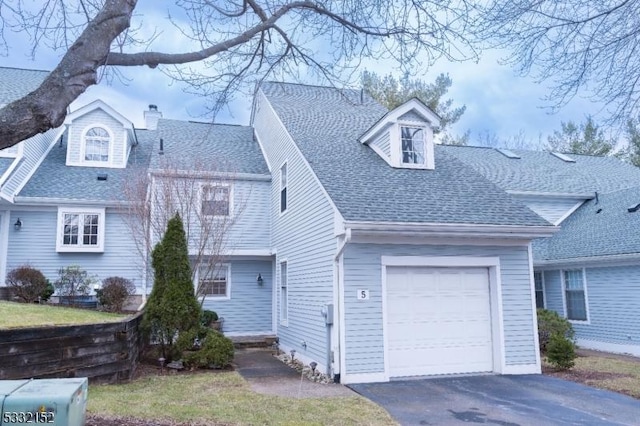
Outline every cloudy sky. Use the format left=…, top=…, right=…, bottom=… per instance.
left=0, top=2, right=605, bottom=147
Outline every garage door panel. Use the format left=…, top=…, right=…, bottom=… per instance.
left=386, top=266, right=493, bottom=378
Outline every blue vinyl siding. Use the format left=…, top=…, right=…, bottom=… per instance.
left=542, top=266, right=640, bottom=346
left=202, top=259, right=272, bottom=334
left=226, top=179, right=270, bottom=251
left=253, top=90, right=337, bottom=367
left=371, top=131, right=391, bottom=157
left=67, top=109, right=127, bottom=167
left=514, top=195, right=583, bottom=224
left=6, top=209, right=144, bottom=292
left=343, top=244, right=537, bottom=375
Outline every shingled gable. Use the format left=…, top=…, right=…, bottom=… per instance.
left=63, top=99, right=137, bottom=169
left=359, top=98, right=441, bottom=170
left=259, top=82, right=555, bottom=234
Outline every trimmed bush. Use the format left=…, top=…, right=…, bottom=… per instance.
left=183, top=329, right=234, bottom=369
left=6, top=266, right=50, bottom=303
left=142, top=214, right=201, bottom=359
left=200, top=309, right=219, bottom=326
left=537, top=308, right=575, bottom=352
left=546, top=333, right=576, bottom=370
left=97, top=276, right=136, bottom=312
left=54, top=266, right=97, bottom=299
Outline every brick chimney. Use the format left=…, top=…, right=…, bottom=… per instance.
left=144, top=104, right=162, bottom=130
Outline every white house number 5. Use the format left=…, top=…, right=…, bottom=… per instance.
left=357, top=289, right=370, bottom=300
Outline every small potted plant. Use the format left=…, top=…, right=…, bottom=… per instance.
left=201, top=309, right=223, bottom=331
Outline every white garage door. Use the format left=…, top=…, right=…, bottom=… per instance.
left=386, top=266, right=493, bottom=377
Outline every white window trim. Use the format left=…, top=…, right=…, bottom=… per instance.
left=279, top=161, right=288, bottom=215
left=56, top=207, right=105, bottom=253
left=390, top=121, right=435, bottom=170
left=560, top=268, right=590, bottom=324
left=200, top=182, right=234, bottom=218
left=279, top=259, right=288, bottom=326
left=534, top=271, right=546, bottom=309
left=195, top=263, right=231, bottom=300
left=80, top=125, right=114, bottom=167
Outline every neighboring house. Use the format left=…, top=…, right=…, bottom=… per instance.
left=443, top=146, right=640, bottom=357
left=1, top=96, right=154, bottom=301
left=7, top=65, right=637, bottom=384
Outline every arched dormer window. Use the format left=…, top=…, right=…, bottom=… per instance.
left=83, top=126, right=111, bottom=163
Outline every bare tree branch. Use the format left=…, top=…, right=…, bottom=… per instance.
left=0, top=0, right=479, bottom=149
left=479, top=0, right=640, bottom=124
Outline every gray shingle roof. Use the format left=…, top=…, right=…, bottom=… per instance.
left=260, top=82, right=549, bottom=226
left=442, top=145, right=640, bottom=194
left=19, top=130, right=154, bottom=202
left=533, top=187, right=640, bottom=261
left=150, top=119, right=269, bottom=175
left=0, top=67, right=48, bottom=105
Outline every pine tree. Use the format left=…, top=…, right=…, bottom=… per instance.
left=142, top=213, right=201, bottom=358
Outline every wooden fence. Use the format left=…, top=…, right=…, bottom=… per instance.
left=0, top=313, right=143, bottom=383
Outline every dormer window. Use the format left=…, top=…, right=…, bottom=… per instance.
left=359, top=98, right=440, bottom=171
left=83, top=126, right=111, bottom=164
left=401, top=126, right=426, bottom=165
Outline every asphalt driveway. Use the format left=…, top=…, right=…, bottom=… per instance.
left=349, top=375, right=640, bottom=426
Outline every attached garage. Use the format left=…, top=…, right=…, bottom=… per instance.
left=386, top=266, right=494, bottom=377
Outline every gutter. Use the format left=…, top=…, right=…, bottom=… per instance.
left=535, top=253, right=640, bottom=268
left=334, top=228, right=351, bottom=261
left=345, top=221, right=559, bottom=239
left=148, top=169, right=271, bottom=182
left=13, top=197, right=127, bottom=207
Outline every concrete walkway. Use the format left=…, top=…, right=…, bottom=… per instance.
left=234, top=348, right=355, bottom=399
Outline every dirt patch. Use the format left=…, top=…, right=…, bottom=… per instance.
left=543, top=366, right=631, bottom=382
left=86, top=414, right=229, bottom=426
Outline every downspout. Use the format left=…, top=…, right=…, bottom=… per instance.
left=332, top=228, right=351, bottom=382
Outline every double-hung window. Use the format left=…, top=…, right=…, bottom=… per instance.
left=400, top=126, right=426, bottom=165
left=56, top=208, right=105, bottom=252
left=197, top=264, right=230, bottom=299
left=534, top=271, right=545, bottom=309
left=564, top=270, right=588, bottom=321
left=202, top=184, right=230, bottom=216
left=83, top=127, right=110, bottom=163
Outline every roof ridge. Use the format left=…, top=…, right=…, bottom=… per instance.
left=262, top=80, right=361, bottom=94
left=158, top=117, right=251, bottom=128
left=0, top=65, right=50, bottom=74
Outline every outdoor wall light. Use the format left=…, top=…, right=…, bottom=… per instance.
left=13, top=218, right=22, bottom=230
left=257, top=273, right=264, bottom=285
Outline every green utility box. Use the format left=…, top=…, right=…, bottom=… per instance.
left=0, top=378, right=88, bottom=426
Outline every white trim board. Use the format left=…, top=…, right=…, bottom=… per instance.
left=528, top=244, right=543, bottom=371
left=576, top=339, right=640, bottom=358
left=0, top=211, right=9, bottom=285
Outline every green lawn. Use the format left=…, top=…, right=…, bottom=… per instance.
left=0, top=301, right=127, bottom=328
left=544, top=349, right=640, bottom=399
left=88, top=372, right=397, bottom=425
